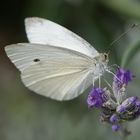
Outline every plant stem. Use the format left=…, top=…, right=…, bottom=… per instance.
left=119, top=124, right=131, bottom=140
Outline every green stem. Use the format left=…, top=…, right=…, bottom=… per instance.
left=119, top=124, right=131, bottom=140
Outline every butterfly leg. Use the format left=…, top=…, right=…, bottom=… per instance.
left=99, top=75, right=101, bottom=88
left=106, top=69, right=121, bottom=83
left=92, top=77, right=95, bottom=86
left=102, top=75, right=113, bottom=90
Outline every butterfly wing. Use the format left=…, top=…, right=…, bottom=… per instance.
left=5, top=43, right=95, bottom=100
left=25, top=17, right=99, bottom=58
left=21, top=65, right=92, bottom=100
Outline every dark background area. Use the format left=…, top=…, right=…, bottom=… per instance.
left=0, top=0, right=140, bottom=140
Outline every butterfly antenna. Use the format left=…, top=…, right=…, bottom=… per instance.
left=110, top=23, right=139, bottom=47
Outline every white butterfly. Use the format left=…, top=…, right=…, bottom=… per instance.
left=5, top=17, right=109, bottom=101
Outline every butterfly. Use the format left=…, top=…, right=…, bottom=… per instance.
left=5, top=17, right=109, bottom=101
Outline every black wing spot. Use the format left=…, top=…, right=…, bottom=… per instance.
left=33, top=58, right=40, bottom=62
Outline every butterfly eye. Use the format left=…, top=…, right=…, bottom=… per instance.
left=104, top=54, right=108, bottom=61
left=33, top=58, right=40, bottom=62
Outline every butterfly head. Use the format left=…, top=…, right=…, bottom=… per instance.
left=92, top=53, right=109, bottom=78
left=98, top=53, right=109, bottom=64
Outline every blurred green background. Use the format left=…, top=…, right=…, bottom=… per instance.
left=1, top=0, right=140, bottom=140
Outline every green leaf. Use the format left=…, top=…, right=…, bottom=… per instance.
left=121, top=41, right=140, bottom=67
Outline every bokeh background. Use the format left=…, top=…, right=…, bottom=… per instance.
left=1, top=0, right=140, bottom=140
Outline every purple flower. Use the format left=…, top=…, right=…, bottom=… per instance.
left=114, top=68, right=133, bottom=85
left=135, top=101, right=140, bottom=117
left=87, top=67, right=139, bottom=135
left=112, top=124, right=120, bottom=132
left=121, top=97, right=137, bottom=108
left=116, top=105, right=126, bottom=113
left=112, top=68, right=134, bottom=103
left=87, top=87, right=105, bottom=108
left=129, top=97, right=137, bottom=103
left=116, top=97, right=137, bottom=114
left=136, top=101, right=140, bottom=107
left=110, top=114, right=119, bottom=123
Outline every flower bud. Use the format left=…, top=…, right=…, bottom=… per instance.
left=121, top=97, right=137, bottom=111
left=136, top=101, right=140, bottom=107
left=110, top=114, right=119, bottom=123
left=112, top=124, right=120, bottom=132
left=129, top=97, right=137, bottom=102
left=116, top=105, right=125, bottom=114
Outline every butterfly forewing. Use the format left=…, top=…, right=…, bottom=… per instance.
left=25, top=17, right=99, bottom=58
